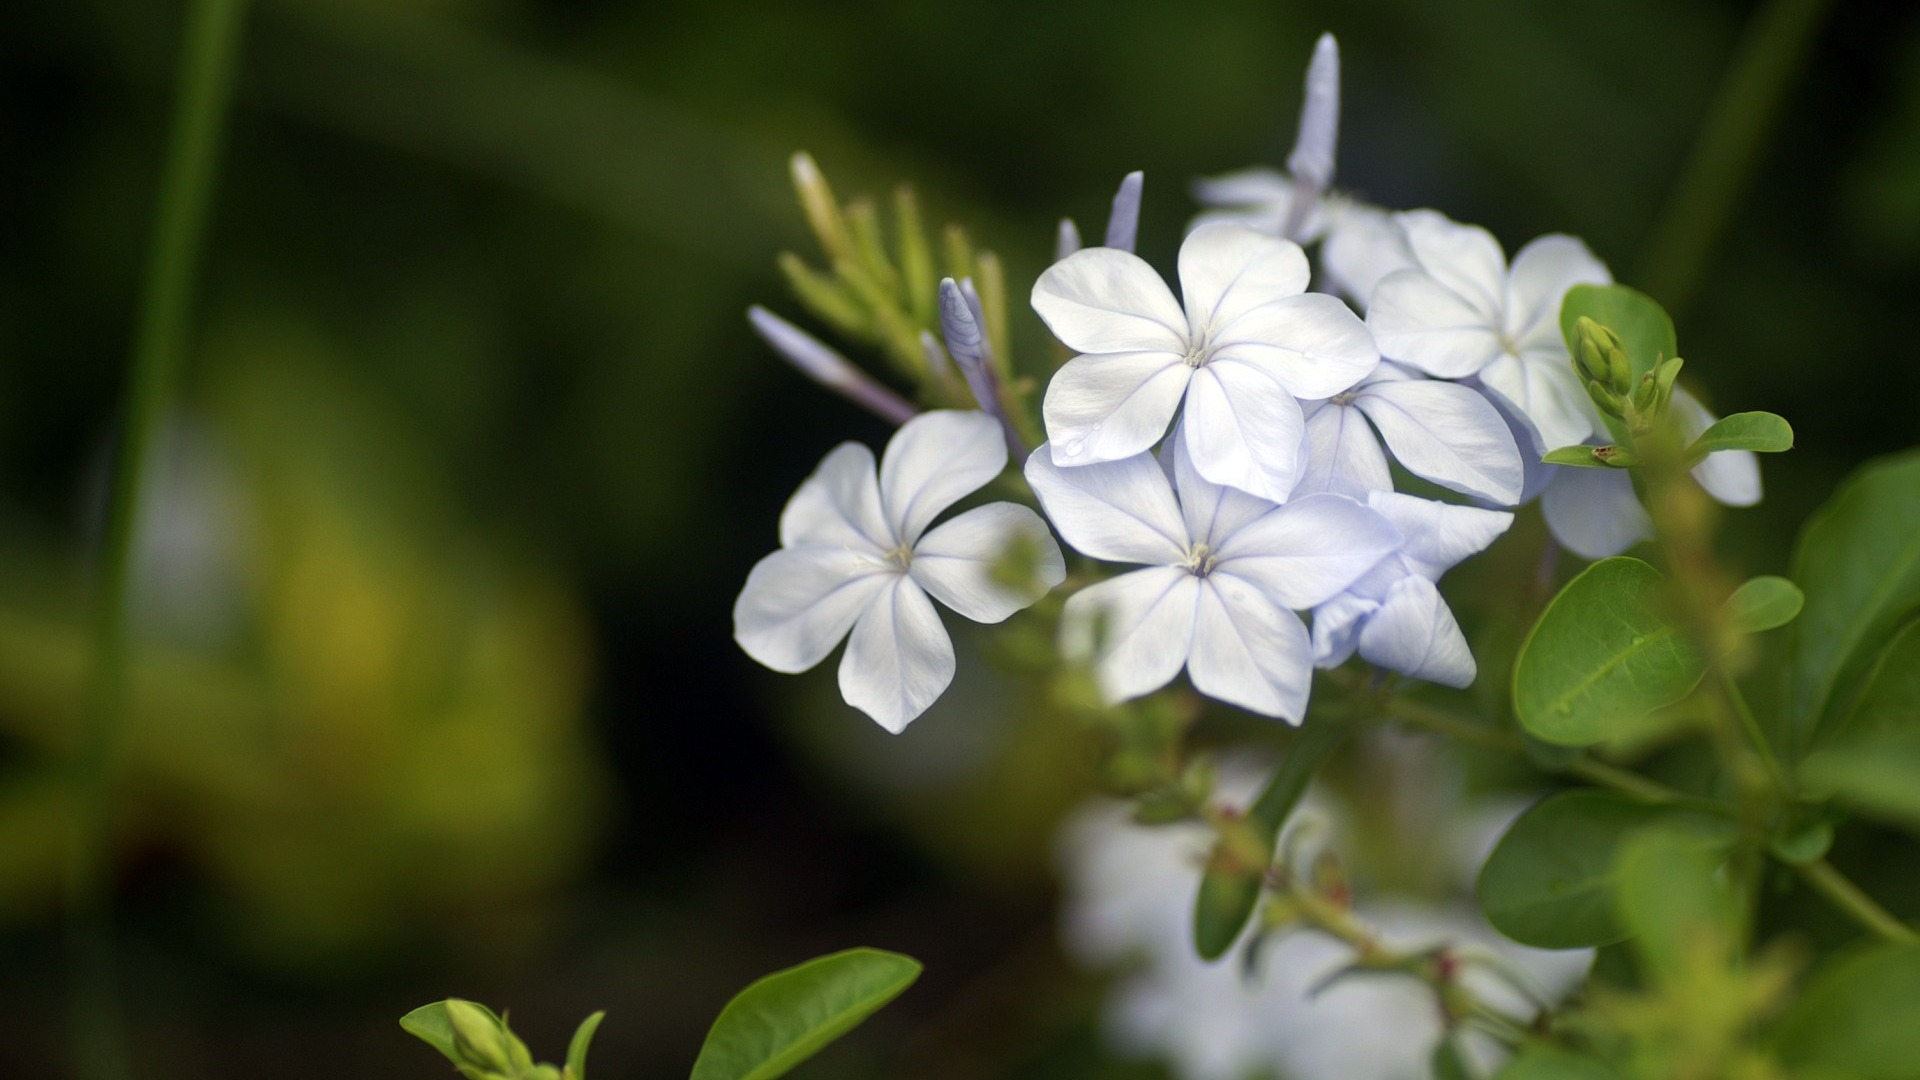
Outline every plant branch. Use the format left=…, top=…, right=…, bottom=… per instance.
left=1794, top=859, right=1918, bottom=945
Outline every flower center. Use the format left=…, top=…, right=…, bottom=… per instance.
left=1183, top=543, right=1218, bottom=577
left=1330, top=390, right=1358, bottom=406
left=1182, top=327, right=1217, bottom=368
left=883, top=544, right=913, bottom=571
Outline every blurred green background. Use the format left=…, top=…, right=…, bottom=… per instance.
left=2, top=0, right=1919, bottom=1076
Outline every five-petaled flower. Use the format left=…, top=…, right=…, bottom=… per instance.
left=1365, top=211, right=1611, bottom=456
left=1033, top=222, right=1379, bottom=503
left=1311, top=491, right=1512, bottom=688
left=1026, top=437, right=1398, bottom=721
left=733, top=410, right=1065, bottom=732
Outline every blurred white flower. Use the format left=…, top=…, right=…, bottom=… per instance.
left=1297, top=361, right=1525, bottom=505
left=733, top=410, right=1064, bottom=732
left=1313, top=492, right=1512, bottom=688
left=1025, top=438, right=1396, bottom=721
left=1057, top=770, right=1590, bottom=1080
left=1032, top=222, right=1378, bottom=502
left=1366, top=211, right=1612, bottom=456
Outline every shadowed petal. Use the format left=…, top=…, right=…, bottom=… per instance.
left=1026, top=448, right=1189, bottom=564
left=1356, top=378, right=1524, bottom=504
left=1541, top=465, right=1653, bottom=559
left=1298, top=402, right=1391, bottom=499
left=1166, top=425, right=1281, bottom=549
left=1062, top=567, right=1200, bottom=705
left=1213, top=494, right=1399, bottom=609
left=1183, top=361, right=1309, bottom=503
left=1042, top=350, right=1192, bottom=466
left=1397, top=210, right=1507, bottom=316
left=839, top=576, right=956, bottom=733
left=1504, top=234, right=1611, bottom=348
left=1188, top=576, right=1316, bottom=722
left=1311, top=592, right=1377, bottom=668
left=1367, top=268, right=1505, bottom=378
left=1363, top=491, right=1513, bottom=579
left=911, top=503, right=1066, bottom=623
left=1357, top=575, right=1476, bottom=687
left=1477, top=351, right=1600, bottom=455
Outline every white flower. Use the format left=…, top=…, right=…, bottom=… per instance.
left=1057, top=772, right=1590, bottom=1080
left=1025, top=438, right=1397, bottom=721
left=1366, top=211, right=1613, bottom=455
left=1521, top=388, right=1762, bottom=560
left=1312, top=491, right=1512, bottom=688
left=1298, top=361, right=1525, bottom=504
left=733, top=410, right=1065, bottom=732
left=1033, top=222, right=1379, bottom=502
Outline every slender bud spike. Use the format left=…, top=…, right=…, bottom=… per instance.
left=1056, top=217, right=1082, bottom=262
left=790, top=152, right=853, bottom=263
left=939, top=279, right=1027, bottom=457
left=1286, top=33, right=1341, bottom=197
left=1105, top=171, right=1144, bottom=252
left=747, top=306, right=917, bottom=426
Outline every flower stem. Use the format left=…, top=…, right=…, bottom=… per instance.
left=1637, top=0, right=1833, bottom=315
left=69, top=2, right=248, bottom=1077
left=1795, top=858, right=1919, bottom=945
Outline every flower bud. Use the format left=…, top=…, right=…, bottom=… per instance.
left=1585, top=379, right=1625, bottom=420
left=447, top=1000, right=514, bottom=1075
left=1606, top=345, right=1632, bottom=397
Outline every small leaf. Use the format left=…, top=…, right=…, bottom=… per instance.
left=1724, top=575, right=1804, bottom=634
left=1685, top=410, right=1793, bottom=456
left=565, top=1010, right=604, bottom=1080
left=1802, top=729, right=1920, bottom=832
left=1493, top=1044, right=1622, bottom=1080
left=690, top=948, right=921, bottom=1080
left=1478, top=791, right=1669, bottom=949
left=1514, top=557, right=1707, bottom=747
left=1788, top=450, right=1920, bottom=754
left=399, top=1001, right=461, bottom=1063
left=1542, top=445, right=1635, bottom=468
left=1825, top=619, right=1920, bottom=745
left=1772, top=945, right=1920, bottom=1079
left=1192, top=713, right=1351, bottom=960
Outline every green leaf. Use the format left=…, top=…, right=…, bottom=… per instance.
left=1802, top=729, right=1920, bottom=831
left=1772, top=945, right=1920, bottom=1079
left=1478, top=791, right=1670, bottom=949
left=1560, top=284, right=1676, bottom=383
left=1513, top=557, right=1707, bottom=747
left=1493, top=1044, right=1622, bottom=1080
left=1431, top=1034, right=1475, bottom=1080
left=1542, top=445, right=1635, bottom=468
left=565, top=1011, right=604, bottom=1080
left=1790, top=451, right=1920, bottom=753
left=1685, top=411, right=1794, bottom=456
left=690, top=948, right=921, bottom=1080
left=1192, top=713, right=1351, bottom=960
left=1613, top=827, right=1742, bottom=984
left=1724, top=575, right=1804, bottom=634
left=399, top=1001, right=462, bottom=1063
left=1827, top=619, right=1920, bottom=743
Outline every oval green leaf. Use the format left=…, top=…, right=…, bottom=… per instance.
left=1724, top=575, right=1804, bottom=634
left=1789, top=451, right=1920, bottom=754
left=1802, top=729, right=1920, bottom=833
left=690, top=948, right=921, bottom=1080
left=1685, top=411, right=1794, bottom=456
left=1193, top=714, right=1351, bottom=960
left=1773, top=945, right=1920, bottom=1079
left=1478, top=791, right=1669, bottom=949
left=1514, top=557, right=1707, bottom=746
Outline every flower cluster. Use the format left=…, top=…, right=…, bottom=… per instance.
left=733, top=31, right=1768, bottom=731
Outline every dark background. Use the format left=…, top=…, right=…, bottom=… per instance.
left=2, top=0, right=1918, bottom=1076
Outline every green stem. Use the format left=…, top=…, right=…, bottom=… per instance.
left=69, top=2, right=249, bottom=1077
left=1720, top=668, right=1792, bottom=796
left=1637, top=0, right=1833, bottom=315
left=1795, top=858, right=1919, bottom=945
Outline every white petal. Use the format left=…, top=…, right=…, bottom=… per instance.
left=1033, top=248, right=1189, bottom=355
left=1042, top=350, right=1191, bottom=465
left=1213, top=493, right=1399, bottom=609
left=1476, top=351, right=1600, bottom=454
left=879, top=410, right=1007, bottom=545
left=733, top=547, right=892, bottom=673
left=1321, top=203, right=1412, bottom=306
left=1177, top=223, right=1310, bottom=332
left=1363, top=491, right=1514, bottom=579
left=1210, top=292, right=1379, bottom=399
left=1061, top=567, right=1200, bottom=706
left=1357, top=575, right=1476, bottom=688
left=1297, top=402, right=1391, bottom=499
left=1356, top=378, right=1525, bottom=504
left=1188, top=576, right=1316, bottom=721
left=1167, top=423, right=1284, bottom=547
left=778, top=442, right=891, bottom=551
left=1366, top=269, right=1505, bottom=378
left=1671, top=387, right=1762, bottom=507
left=1311, top=592, right=1377, bottom=667
left=1182, top=361, right=1309, bottom=503
left=1397, top=209, right=1508, bottom=316
left=1286, top=34, right=1340, bottom=195
left=1025, top=447, right=1189, bottom=564
left=910, top=503, right=1066, bottom=623
left=1541, top=465, right=1653, bottom=560
left=838, top=576, right=956, bottom=733
left=1503, top=234, right=1611, bottom=347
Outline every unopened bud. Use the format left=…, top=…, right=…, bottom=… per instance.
left=1585, top=380, right=1625, bottom=420
left=1632, top=372, right=1657, bottom=414
left=1606, top=346, right=1632, bottom=396
left=1653, top=356, right=1685, bottom=417
left=1576, top=335, right=1609, bottom=384
left=790, top=152, right=853, bottom=264
left=447, top=1000, right=513, bottom=1075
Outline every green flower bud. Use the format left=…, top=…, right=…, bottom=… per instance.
left=1653, top=356, right=1685, bottom=417
left=1576, top=334, right=1608, bottom=385
left=1606, top=345, right=1632, bottom=396
left=1632, top=372, right=1657, bottom=414
left=447, top=1001, right=514, bottom=1075
left=1585, top=379, right=1625, bottom=419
